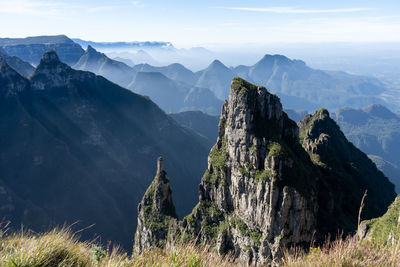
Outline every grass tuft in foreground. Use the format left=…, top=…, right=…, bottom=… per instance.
left=283, top=235, right=400, bottom=267
left=2, top=225, right=400, bottom=266
left=0, top=227, right=235, bottom=267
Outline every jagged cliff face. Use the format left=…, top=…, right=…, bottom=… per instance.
left=135, top=78, right=320, bottom=264
left=299, top=109, right=396, bottom=236
left=191, top=78, right=319, bottom=264
left=135, top=78, right=396, bottom=265
left=135, top=157, right=178, bottom=254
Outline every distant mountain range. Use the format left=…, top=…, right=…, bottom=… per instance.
left=110, top=53, right=390, bottom=112
left=73, top=45, right=223, bottom=114
left=195, top=59, right=236, bottom=100
left=0, top=35, right=84, bottom=66
left=0, top=35, right=395, bottom=115
left=73, top=45, right=136, bottom=87
left=192, top=54, right=387, bottom=111
left=129, top=71, right=222, bottom=114
left=72, top=38, right=174, bottom=50
left=333, top=104, right=400, bottom=191
left=0, top=50, right=210, bottom=249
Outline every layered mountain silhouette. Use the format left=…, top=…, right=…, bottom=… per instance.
left=334, top=104, right=400, bottom=191
left=133, top=63, right=198, bottom=85
left=0, top=47, right=34, bottom=77
left=0, top=35, right=84, bottom=66
left=72, top=46, right=222, bottom=114
left=194, top=55, right=387, bottom=111
left=128, top=71, right=223, bottom=114
left=195, top=59, right=236, bottom=100
left=0, top=50, right=210, bottom=249
left=4, top=35, right=390, bottom=115
left=73, top=45, right=136, bottom=87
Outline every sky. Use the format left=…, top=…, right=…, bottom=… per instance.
left=0, top=0, right=400, bottom=48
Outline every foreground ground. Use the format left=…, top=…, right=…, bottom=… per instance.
left=0, top=228, right=400, bottom=266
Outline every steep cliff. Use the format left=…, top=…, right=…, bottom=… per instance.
left=135, top=78, right=396, bottom=265
left=299, top=109, right=396, bottom=236
left=134, top=157, right=178, bottom=254
left=136, top=78, right=320, bottom=264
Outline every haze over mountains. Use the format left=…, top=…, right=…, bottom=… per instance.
left=1, top=34, right=397, bottom=191
left=0, top=50, right=210, bottom=249
left=0, top=34, right=399, bottom=256
left=73, top=45, right=136, bottom=87
left=333, top=104, right=400, bottom=191
left=73, top=45, right=223, bottom=114
left=0, top=35, right=84, bottom=66
left=0, top=35, right=397, bottom=114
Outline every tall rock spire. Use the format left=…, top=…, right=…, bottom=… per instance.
left=134, top=157, right=178, bottom=254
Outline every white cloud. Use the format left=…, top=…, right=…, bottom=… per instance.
left=225, top=6, right=373, bottom=14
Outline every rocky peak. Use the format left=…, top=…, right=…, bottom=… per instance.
left=136, top=78, right=319, bottom=264
left=86, top=45, right=96, bottom=53
left=254, top=54, right=297, bottom=69
left=299, top=108, right=396, bottom=235
left=135, top=78, right=395, bottom=265
left=37, top=50, right=64, bottom=68
left=134, top=157, right=178, bottom=254
left=33, top=50, right=70, bottom=78
left=206, top=59, right=230, bottom=73
left=30, top=50, right=89, bottom=90
left=84, top=45, right=105, bottom=60
left=363, top=104, right=398, bottom=120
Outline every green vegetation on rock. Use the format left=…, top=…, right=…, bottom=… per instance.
left=366, top=196, right=400, bottom=245
left=204, top=136, right=227, bottom=185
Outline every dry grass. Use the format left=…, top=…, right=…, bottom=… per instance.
left=2, top=225, right=400, bottom=266
left=283, top=235, right=400, bottom=267
left=0, top=227, right=236, bottom=267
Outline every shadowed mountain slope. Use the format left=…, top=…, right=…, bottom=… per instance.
left=0, top=50, right=209, bottom=249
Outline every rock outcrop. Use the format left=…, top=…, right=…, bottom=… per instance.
left=299, top=109, right=396, bottom=236
left=134, top=157, right=178, bottom=254
left=135, top=77, right=396, bottom=265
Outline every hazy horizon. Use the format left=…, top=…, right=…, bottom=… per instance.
left=1, top=0, right=399, bottom=47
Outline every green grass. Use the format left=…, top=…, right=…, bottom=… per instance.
left=209, top=138, right=227, bottom=172
left=255, top=169, right=273, bottom=183
left=230, top=218, right=262, bottom=245
left=0, top=228, right=236, bottom=267
left=204, top=136, right=227, bottom=185
left=367, top=196, right=400, bottom=245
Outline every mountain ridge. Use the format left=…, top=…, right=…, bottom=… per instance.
left=0, top=50, right=211, bottom=250
left=134, top=77, right=395, bottom=264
